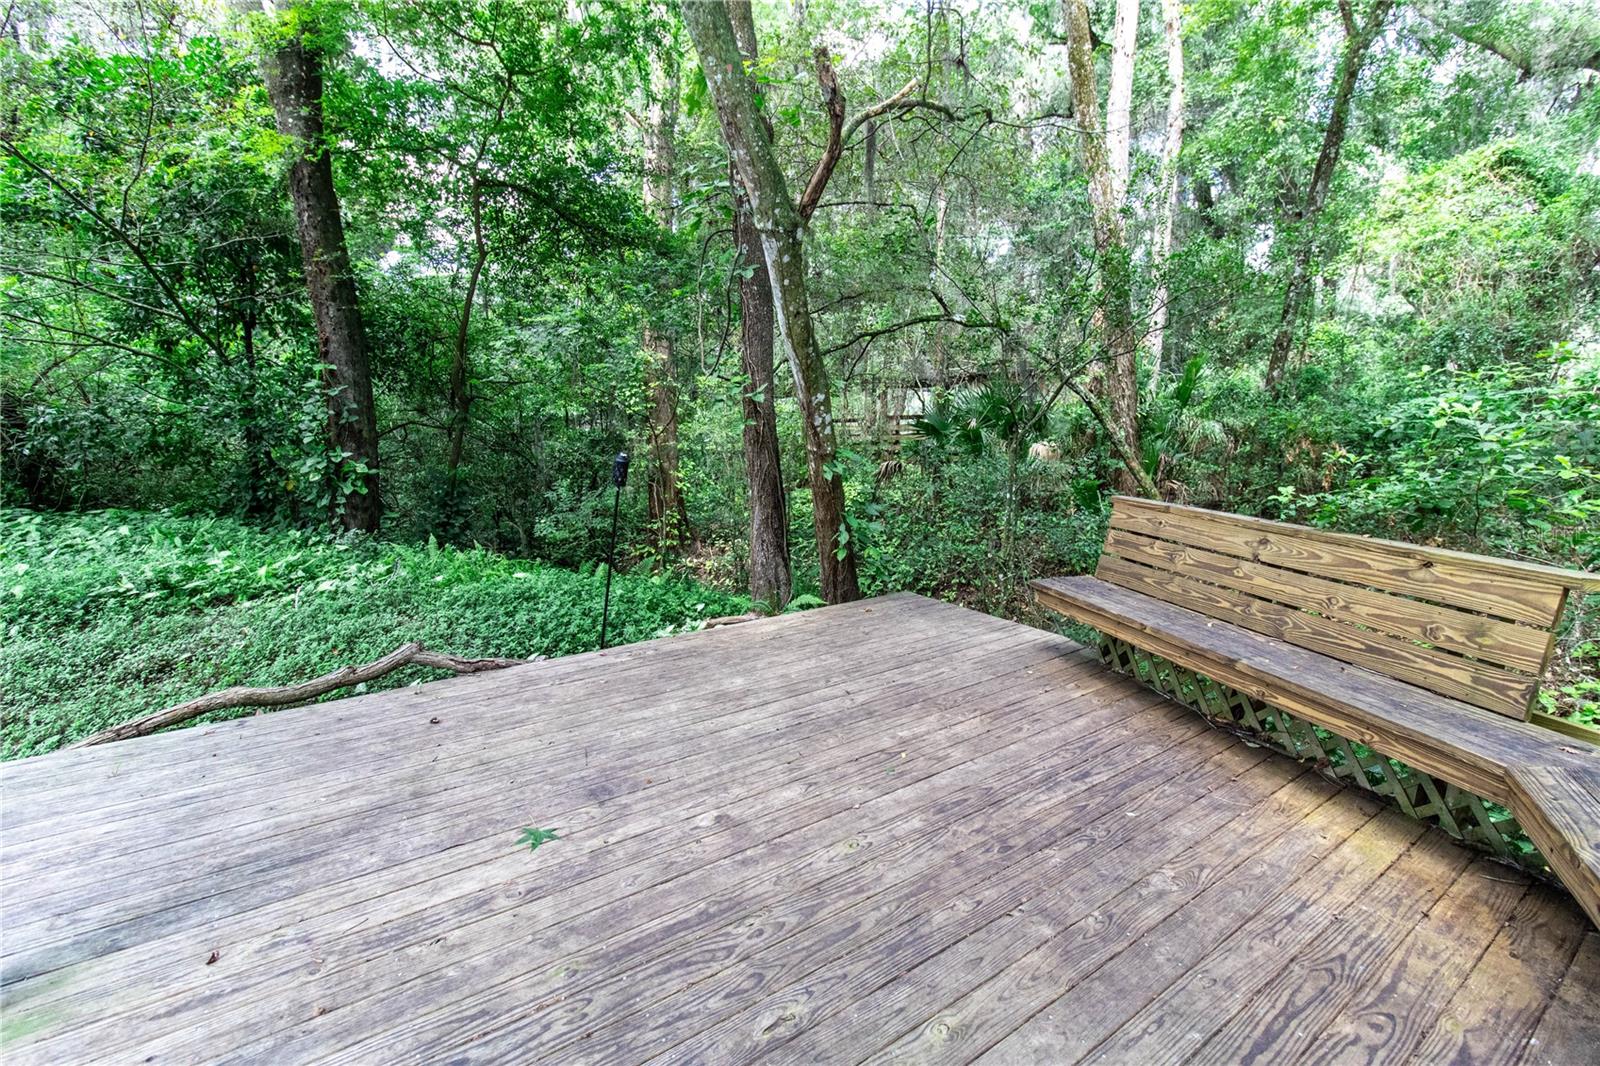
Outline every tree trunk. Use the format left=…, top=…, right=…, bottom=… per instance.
left=685, top=0, right=860, bottom=603
left=1265, top=0, right=1392, bottom=394
left=259, top=10, right=381, bottom=532
left=642, top=46, right=692, bottom=551
left=447, top=175, right=486, bottom=488
left=932, top=187, right=950, bottom=384
left=238, top=254, right=272, bottom=517
left=863, top=119, right=877, bottom=219
left=1106, top=0, right=1139, bottom=206
left=1144, top=0, right=1185, bottom=396
left=729, top=0, right=792, bottom=612
left=736, top=197, right=792, bottom=611
left=1064, top=0, right=1141, bottom=495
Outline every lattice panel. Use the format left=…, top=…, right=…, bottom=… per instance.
left=1096, top=636, right=1548, bottom=875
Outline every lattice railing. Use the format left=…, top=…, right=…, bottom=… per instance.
left=1096, top=635, right=1549, bottom=875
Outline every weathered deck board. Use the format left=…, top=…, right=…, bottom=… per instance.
left=1, top=593, right=1593, bottom=1064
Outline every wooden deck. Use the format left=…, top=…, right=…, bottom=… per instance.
left=2, top=593, right=1596, bottom=1064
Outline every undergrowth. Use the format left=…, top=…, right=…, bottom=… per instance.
left=0, top=509, right=747, bottom=758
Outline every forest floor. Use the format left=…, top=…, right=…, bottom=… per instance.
left=0, top=509, right=746, bottom=759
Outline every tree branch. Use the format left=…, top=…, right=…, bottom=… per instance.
left=1409, top=0, right=1600, bottom=75
left=68, top=643, right=542, bottom=748
left=798, top=48, right=848, bottom=222
left=798, top=65, right=952, bottom=223
left=1064, top=378, right=1159, bottom=497
left=1, top=138, right=230, bottom=363
left=820, top=312, right=1003, bottom=357
left=841, top=78, right=920, bottom=143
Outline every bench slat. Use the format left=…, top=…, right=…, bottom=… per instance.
left=1094, top=555, right=1540, bottom=718
left=1102, top=528, right=1554, bottom=674
left=1111, top=497, right=1569, bottom=627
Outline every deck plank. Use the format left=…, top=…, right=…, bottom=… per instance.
left=9, top=666, right=1177, bottom=1059
left=2, top=596, right=980, bottom=832
left=1184, top=857, right=1526, bottom=1066
left=1065, top=827, right=1466, bottom=1065
left=2, top=592, right=1594, bottom=1065
left=1, top=649, right=1125, bottom=1046
left=283, top=704, right=1229, bottom=1066
left=828, top=770, right=1356, bottom=1065
left=960, top=806, right=1427, bottom=1062
left=3, top=630, right=1126, bottom=985
left=1410, top=882, right=1587, bottom=1065
left=1518, top=930, right=1600, bottom=1065
left=3, top=619, right=1063, bottom=924
left=1507, top=764, right=1600, bottom=931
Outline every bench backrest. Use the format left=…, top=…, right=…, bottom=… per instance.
left=1095, top=496, right=1600, bottom=719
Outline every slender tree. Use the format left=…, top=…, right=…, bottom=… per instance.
left=682, top=1, right=861, bottom=602
left=1063, top=0, right=1141, bottom=494
left=1265, top=0, right=1393, bottom=394
left=445, top=171, right=486, bottom=498
left=728, top=0, right=792, bottom=611
left=1105, top=0, right=1139, bottom=206
left=642, top=43, right=693, bottom=552
left=254, top=5, right=382, bottom=531
left=1144, top=0, right=1186, bottom=395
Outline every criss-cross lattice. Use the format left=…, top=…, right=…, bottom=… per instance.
left=1094, top=636, right=1547, bottom=875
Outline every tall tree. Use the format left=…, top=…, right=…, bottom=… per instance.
left=1106, top=0, right=1139, bottom=205
left=1264, top=0, right=1393, bottom=394
left=641, top=44, right=693, bottom=551
left=1144, top=0, right=1185, bottom=394
left=1064, top=0, right=1141, bottom=494
left=254, top=5, right=382, bottom=531
left=446, top=170, right=487, bottom=501
left=728, top=0, right=792, bottom=611
left=683, top=1, right=861, bottom=602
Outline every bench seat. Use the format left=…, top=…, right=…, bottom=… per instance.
left=1033, top=497, right=1600, bottom=925
left=1508, top=764, right=1600, bottom=931
left=1032, top=575, right=1600, bottom=807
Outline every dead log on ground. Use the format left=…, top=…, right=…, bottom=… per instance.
left=702, top=612, right=763, bottom=629
left=68, top=643, right=539, bottom=749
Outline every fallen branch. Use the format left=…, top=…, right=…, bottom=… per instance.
left=702, top=612, right=762, bottom=629
left=69, top=643, right=539, bottom=749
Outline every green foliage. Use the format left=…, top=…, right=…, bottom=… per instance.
left=1363, top=141, right=1600, bottom=368
left=857, top=456, right=1107, bottom=617
left=517, top=827, right=560, bottom=852
left=6, top=0, right=1600, bottom=746
left=1270, top=350, right=1600, bottom=566
left=0, top=509, right=745, bottom=758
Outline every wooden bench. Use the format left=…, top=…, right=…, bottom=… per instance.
left=1032, top=495, right=1600, bottom=927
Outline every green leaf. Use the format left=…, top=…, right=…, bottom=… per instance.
left=518, top=826, right=560, bottom=852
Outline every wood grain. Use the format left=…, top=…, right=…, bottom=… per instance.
left=1030, top=576, right=1600, bottom=804
left=1191, top=858, right=1525, bottom=1066
left=1410, top=882, right=1587, bottom=1065
left=1103, top=526, right=1553, bottom=673
left=1519, top=932, right=1600, bottom=1065
left=1076, top=827, right=1473, bottom=1066
left=1113, top=496, right=1598, bottom=618
left=1508, top=764, right=1600, bottom=931
left=1094, top=553, right=1540, bottom=717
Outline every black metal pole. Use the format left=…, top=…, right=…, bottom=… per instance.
left=599, top=451, right=628, bottom=650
